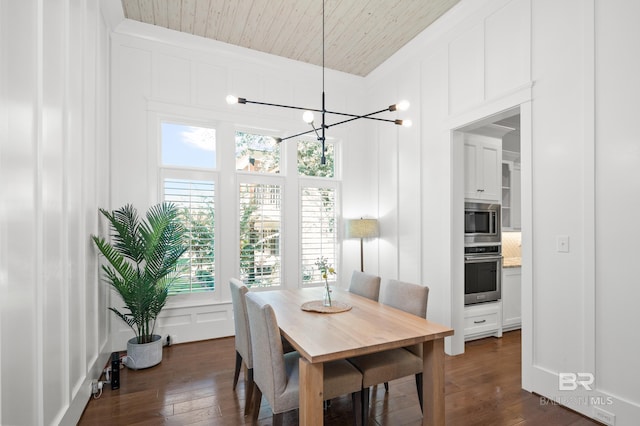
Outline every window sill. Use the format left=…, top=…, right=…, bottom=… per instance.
left=164, top=292, right=224, bottom=310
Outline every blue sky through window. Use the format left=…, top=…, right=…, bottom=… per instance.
left=162, top=122, right=216, bottom=168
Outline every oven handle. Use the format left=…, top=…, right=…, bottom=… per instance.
left=464, top=255, right=503, bottom=262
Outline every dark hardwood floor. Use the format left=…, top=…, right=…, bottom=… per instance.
left=79, top=330, right=599, bottom=425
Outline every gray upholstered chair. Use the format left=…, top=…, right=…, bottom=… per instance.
left=245, top=292, right=364, bottom=426
left=229, top=278, right=255, bottom=416
left=348, top=278, right=430, bottom=424
left=348, top=270, right=381, bottom=301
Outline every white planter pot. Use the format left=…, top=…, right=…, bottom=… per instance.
left=124, top=334, right=163, bottom=370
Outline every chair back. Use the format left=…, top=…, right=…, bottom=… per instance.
left=348, top=270, right=381, bottom=301
left=229, top=278, right=252, bottom=368
left=245, top=292, right=289, bottom=408
left=380, top=278, right=429, bottom=356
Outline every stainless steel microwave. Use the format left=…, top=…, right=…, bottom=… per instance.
left=464, top=202, right=501, bottom=245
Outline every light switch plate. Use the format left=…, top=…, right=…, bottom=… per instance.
left=556, top=235, right=569, bottom=253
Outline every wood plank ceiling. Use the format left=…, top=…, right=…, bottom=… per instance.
left=120, top=0, right=460, bottom=77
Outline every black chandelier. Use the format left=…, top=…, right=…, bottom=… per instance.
left=226, top=1, right=411, bottom=165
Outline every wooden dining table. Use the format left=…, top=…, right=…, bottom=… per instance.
left=250, top=287, right=454, bottom=426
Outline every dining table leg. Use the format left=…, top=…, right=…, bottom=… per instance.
left=422, top=338, right=446, bottom=426
left=299, top=357, right=324, bottom=426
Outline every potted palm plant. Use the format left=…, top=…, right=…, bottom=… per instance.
left=92, top=202, right=187, bottom=369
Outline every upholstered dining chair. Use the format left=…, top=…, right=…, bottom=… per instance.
left=245, top=292, right=364, bottom=426
left=348, top=278, right=430, bottom=424
left=348, top=270, right=381, bottom=301
left=229, top=278, right=255, bottom=416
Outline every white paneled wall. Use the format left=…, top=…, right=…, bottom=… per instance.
left=366, top=0, right=640, bottom=423
left=367, top=0, right=531, bottom=355
left=396, top=64, right=423, bottom=284
left=531, top=0, right=591, bottom=381
left=0, top=0, right=111, bottom=425
left=594, top=0, right=640, bottom=420
left=448, top=23, right=485, bottom=114
left=484, top=0, right=530, bottom=99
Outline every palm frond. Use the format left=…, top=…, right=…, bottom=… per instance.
left=92, top=235, right=138, bottom=283
left=99, top=206, right=145, bottom=263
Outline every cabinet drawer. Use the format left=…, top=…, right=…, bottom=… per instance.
left=463, top=301, right=503, bottom=340
left=464, top=311, right=499, bottom=332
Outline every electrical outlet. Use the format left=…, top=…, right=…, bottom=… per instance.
left=91, top=379, right=99, bottom=394
left=593, top=407, right=615, bottom=425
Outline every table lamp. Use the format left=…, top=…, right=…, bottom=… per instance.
left=345, top=218, right=379, bottom=272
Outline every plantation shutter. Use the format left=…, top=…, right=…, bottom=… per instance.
left=238, top=182, right=282, bottom=287
left=163, top=178, right=215, bottom=294
left=300, top=186, right=337, bottom=285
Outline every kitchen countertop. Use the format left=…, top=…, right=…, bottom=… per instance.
left=503, top=257, right=522, bottom=268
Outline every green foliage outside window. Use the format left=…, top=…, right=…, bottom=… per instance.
left=298, top=140, right=334, bottom=178
left=235, top=132, right=280, bottom=173
left=170, top=202, right=215, bottom=294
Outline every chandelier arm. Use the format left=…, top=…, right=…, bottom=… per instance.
left=277, top=115, right=402, bottom=143
left=241, top=99, right=323, bottom=113
left=324, top=107, right=391, bottom=119
left=238, top=100, right=405, bottom=126
left=311, top=123, right=321, bottom=139
left=278, top=128, right=318, bottom=142
left=325, top=115, right=400, bottom=128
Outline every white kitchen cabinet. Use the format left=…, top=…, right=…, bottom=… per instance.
left=464, top=301, right=503, bottom=341
left=501, top=161, right=521, bottom=230
left=502, top=267, right=521, bottom=330
left=464, top=135, right=502, bottom=202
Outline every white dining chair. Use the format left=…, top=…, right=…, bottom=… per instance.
left=245, top=292, right=364, bottom=426
left=229, top=278, right=255, bottom=416
left=348, top=270, right=381, bottom=301
left=348, top=278, right=430, bottom=424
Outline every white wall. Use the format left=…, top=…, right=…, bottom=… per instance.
left=366, top=0, right=640, bottom=424
left=109, top=20, right=369, bottom=349
left=0, top=0, right=111, bottom=424
left=529, top=0, right=595, bottom=408
left=594, top=0, right=640, bottom=420
left=367, top=0, right=531, bottom=354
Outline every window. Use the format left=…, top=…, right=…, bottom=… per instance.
left=298, top=140, right=335, bottom=178
left=161, top=121, right=217, bottom=295
left=159, top=120, right=340, bottom=295
left=236, top=131, right=280, bottom=173
left=300, top=186, right=338, bottom=285
left=163, top=178, right=215, bottom=294
left=239, top=182, right=282, bottom=287
left=162, top=122, right=216, bottom=168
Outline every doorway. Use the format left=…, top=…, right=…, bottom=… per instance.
left=450, top=102, right=533, bottom=390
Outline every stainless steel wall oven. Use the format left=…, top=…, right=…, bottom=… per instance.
left=464, top=244, right=502, bottom=305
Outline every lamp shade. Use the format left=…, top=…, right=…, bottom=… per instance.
left=345, top=218, right=379, bottom=239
